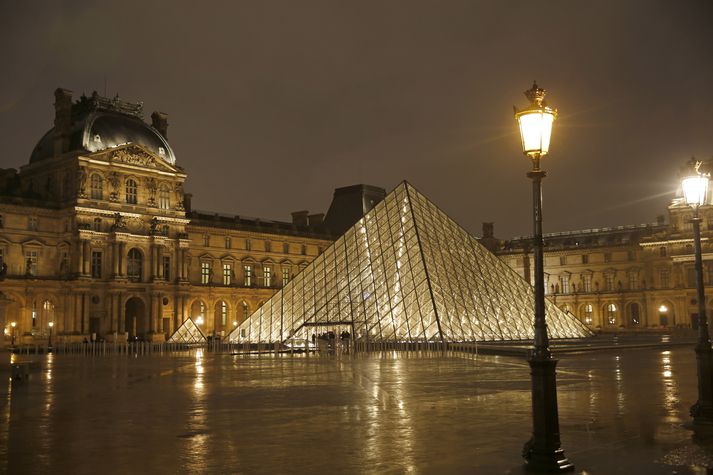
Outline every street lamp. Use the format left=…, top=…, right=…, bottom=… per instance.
left=682, top=160, right=713, bottom=426
left=10, top=321, right=16, bottom=347
left=515, top=82, right=573, bottom=472
left=48, top=321, right=54, bottom=350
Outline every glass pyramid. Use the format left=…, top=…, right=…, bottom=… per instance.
left=168, top=317, right=207, bottom=344
left=228, top=182, right=591, bottom=344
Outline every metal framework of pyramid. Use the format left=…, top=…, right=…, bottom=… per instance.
left=168, top=317, right=206, bottom=344
left=228, top=182, right=591, bottom=344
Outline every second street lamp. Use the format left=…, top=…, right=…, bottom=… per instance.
left=48, top=321, right=54, bottom=350
left=515, top=82, right=573, bottom=472
left=681, top=160, right=713, bottom=426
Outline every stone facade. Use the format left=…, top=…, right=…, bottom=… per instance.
left=0, top=90, right=332, bottom=345
left=495, top=182, right=713, bottom=331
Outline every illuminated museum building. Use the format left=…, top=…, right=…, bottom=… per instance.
left=0, top=89, right=336, bottom=343
left=493, top=179, right=713, bottom=330
left=0, top=89, right=707, bottom=344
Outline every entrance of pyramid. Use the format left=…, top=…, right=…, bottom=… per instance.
left=125, top=297, right=146, bottom=341
left=301, top=322, right=354, bottom=353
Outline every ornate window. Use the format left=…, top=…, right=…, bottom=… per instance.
left=223, top=263, right=232, bottom=285
left=606, top=303, right=617, bottom=325
left=25, top=250, right=38, bottom=276
left=28, top=216, right=38, bottom=231
left=264, top=266, right=272, bottom=287
left=265, top=241, right=271, bottom=252
left=225, top=236, right=231, bottom=249
left=582, top=254, right=589, bottom=264
left=203, top=234, right=210, bottom=247
left=245, top=239, right=251, bottom=251
left=604, top=273, right=614, bottom=291
left=91, top=251, right=102, bottom=278
left=159, top=183, right=170, bottom=209
left=582, top=274, right=592, bottom=292
left=242, top=301, right=249, bottom=321
left=90, top=174, right=103, bottom=200
left=629, top=271, right=638, bottom=290
left=125, top=178, right=138, bottom=204
left=92, top=217, right=102, bottom=232
left=560, top=275, right=569, bottom=294
left=162, top=256, right=171, bottom=281
left=282, top=267, right=291, bottom=285
left=220, top=301, right=228, bottom=326
left=660, top=269, right=670, bottom=288
left=244, top=265, right=253, bottom=286
left=659, top=246, right=667, bottom=257
left=201, top=261, right=211, bottom=285
left=583, top=304, right=593, bottom=325
left=127, top=248, right=142, bottom=281
left=283, top=243, right=289, bottom=254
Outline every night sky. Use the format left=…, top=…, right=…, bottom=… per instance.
left=1, top=1, right=712, bottom=239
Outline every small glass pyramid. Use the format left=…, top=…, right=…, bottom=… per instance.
left=228, top=182, right=591, bottom=343
left=168, top=317, right=206, bottom=344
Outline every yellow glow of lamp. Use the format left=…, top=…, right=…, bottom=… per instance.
left=49, top=321, right=54, bottom=328
left=514, top=82, right=558, bottom=158
left=681, top=162, right=709, bottom=207
left=195, top=316, right=204, bottom=325
left=10, top=322, right=16, bottom=328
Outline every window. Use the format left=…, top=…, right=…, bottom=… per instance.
left=244, top=265, right=253, bottom=286
left=265, top=241, right=271, bottom=252
left=220, top=301, right=228, bottom=326
left=32, top=306, right=37, bottom=328
left=203, top=234, right=210, bottom=247
left=283, top=243, right=289, bottom=254
left=245, top=239, right=251, bottom=251
left=162, top=256, right=171, bottom=281
left=125, top=179, right=138, bottom=204
left=629, top=271, right=638, bottom=290
left=605, top=273, right=614, bottom=291
left=559, top=256, right=566, bottom=266
left=91, top=251, right=102, bottom=278
left=127, top=248, right=142, bottom=281
left=59, top=251, right=69, bottom=275
left=25, top=250, right=38, bottom=276
left=561, top=275, right=569, bottom=294
left=159, top=184, right=170, bottom=209
left=301, top=244, right=307, bottom=255
left=92, top=217, right=102, bottom=232
left=264, top=266, right=272, bottom=287
left=582, top=254, right=589, bottom=264
left=659, top=246, right=667, bottom=257
left=90, top=174, right=103, bottom=200
left=687, top=267, right=697, bottom=288
left=223, top=263, right=232, bottom=286
left=628, top=250, right=635, bottom=261
left=606, top=303, right=617, bottom=325
left=282, top=267, right=291, bottom=285
left=201, top=261, right=211, bottom=285
left=161, top=225, right=169, bottom=237
left=242, top=301, right=249, bottom=321
left=604, top=253, right=612, bottom=263
left=583, top=304, right=593, bottom=325
left=225, top=236, right=231, bottom=249
left=660, top=269, right=670, bottom=288
left=28, top=216, right=38, bottom=231
left=629, top=303, right=641, bottom=326
left=582, top=274, right=592, bottom=293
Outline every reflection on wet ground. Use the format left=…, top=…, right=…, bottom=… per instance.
left=0, top=347, right=712, bottom=474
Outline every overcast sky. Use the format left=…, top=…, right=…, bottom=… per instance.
left=1, top=1, right=712, bottom=238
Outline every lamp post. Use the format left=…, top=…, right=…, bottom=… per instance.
left=682, top=160, right=713, bottom=426
left=515, top=82, right=573, bottom=472
left=10, top=321, right=16, bottom=348
left=48, top=321, right=54, bottom=350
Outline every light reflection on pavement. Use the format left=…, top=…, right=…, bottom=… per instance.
left=0, top=347, right=711, bottom=474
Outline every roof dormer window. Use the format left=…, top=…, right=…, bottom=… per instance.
left=158, top=147, right=165, bottom=156
left=94, top=134, right=101, bottom=143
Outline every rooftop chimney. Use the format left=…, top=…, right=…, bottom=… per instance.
left=291, top=210, right=309, bottom=227
left=151, top=111, right=169, bottom=139
left=53, top=88, right=73, bottom=155
left=308, top=213, right=324, bottom=228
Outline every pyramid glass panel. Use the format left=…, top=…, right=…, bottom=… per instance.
left=168, top=317, right=206, bottom=344
left=228, top=182, right=592, bottom=344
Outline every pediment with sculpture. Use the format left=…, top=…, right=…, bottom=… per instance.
left=91, top=144, right=179, bottom=173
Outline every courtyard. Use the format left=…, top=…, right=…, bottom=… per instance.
left=1, top=342, right=712, bottom=474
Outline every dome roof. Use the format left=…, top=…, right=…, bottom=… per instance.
left=30, top=92, right=176, bottom=165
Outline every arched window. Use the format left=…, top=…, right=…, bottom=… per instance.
left=127, top=248, right=143, bottom=282
left=159, top=183, right=170, bottom=209
left=125, top=178, right=138, bottom=204
left=242, top=301, right=249, bottom=321
left=606, top=303, right=617, bottom=325
left=90, top=174, right=103, bottom=200
left=218, top=301, right=228, bottom=326
left=659, top=246, right=667, bottom=257
left=583, top=304, right=593, bottom=325
left=629, top=303, right=641, bottom=326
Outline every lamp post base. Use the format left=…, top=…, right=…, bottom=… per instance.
left=691, top=344, right=713, bottom=426
left=523, top=357, right=574, bottom=473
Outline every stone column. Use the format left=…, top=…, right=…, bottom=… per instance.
left=118, top=294, right=125, bottom=334
left=112, top=242, right=119, bottom=277
left=79, top=240, right=85, bottom=276
left=148, top=293, right=156, bottom=333
left=74, top=293, right=82, bottom=333
left=119, top=242, right=127, bottom=276
left=82, top=241, right=90, bottom=276
left=82, top=293, right=89, bottom=335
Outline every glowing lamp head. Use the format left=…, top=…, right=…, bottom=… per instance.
left=48, top=321, right=54, bottom=328
left=195, top=316, right=204, bottom=325
left=514, top=82, right=558, bottom=158
left=10, top=322, right=16, bottom=328
left=659, top=305, right=668, bottom=313
left=232, top=321, right=238, bottom=327
left=681, top=161, right=709, bottom=207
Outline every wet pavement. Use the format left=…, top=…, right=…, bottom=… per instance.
left=1, top=345, right=712, bottom=474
